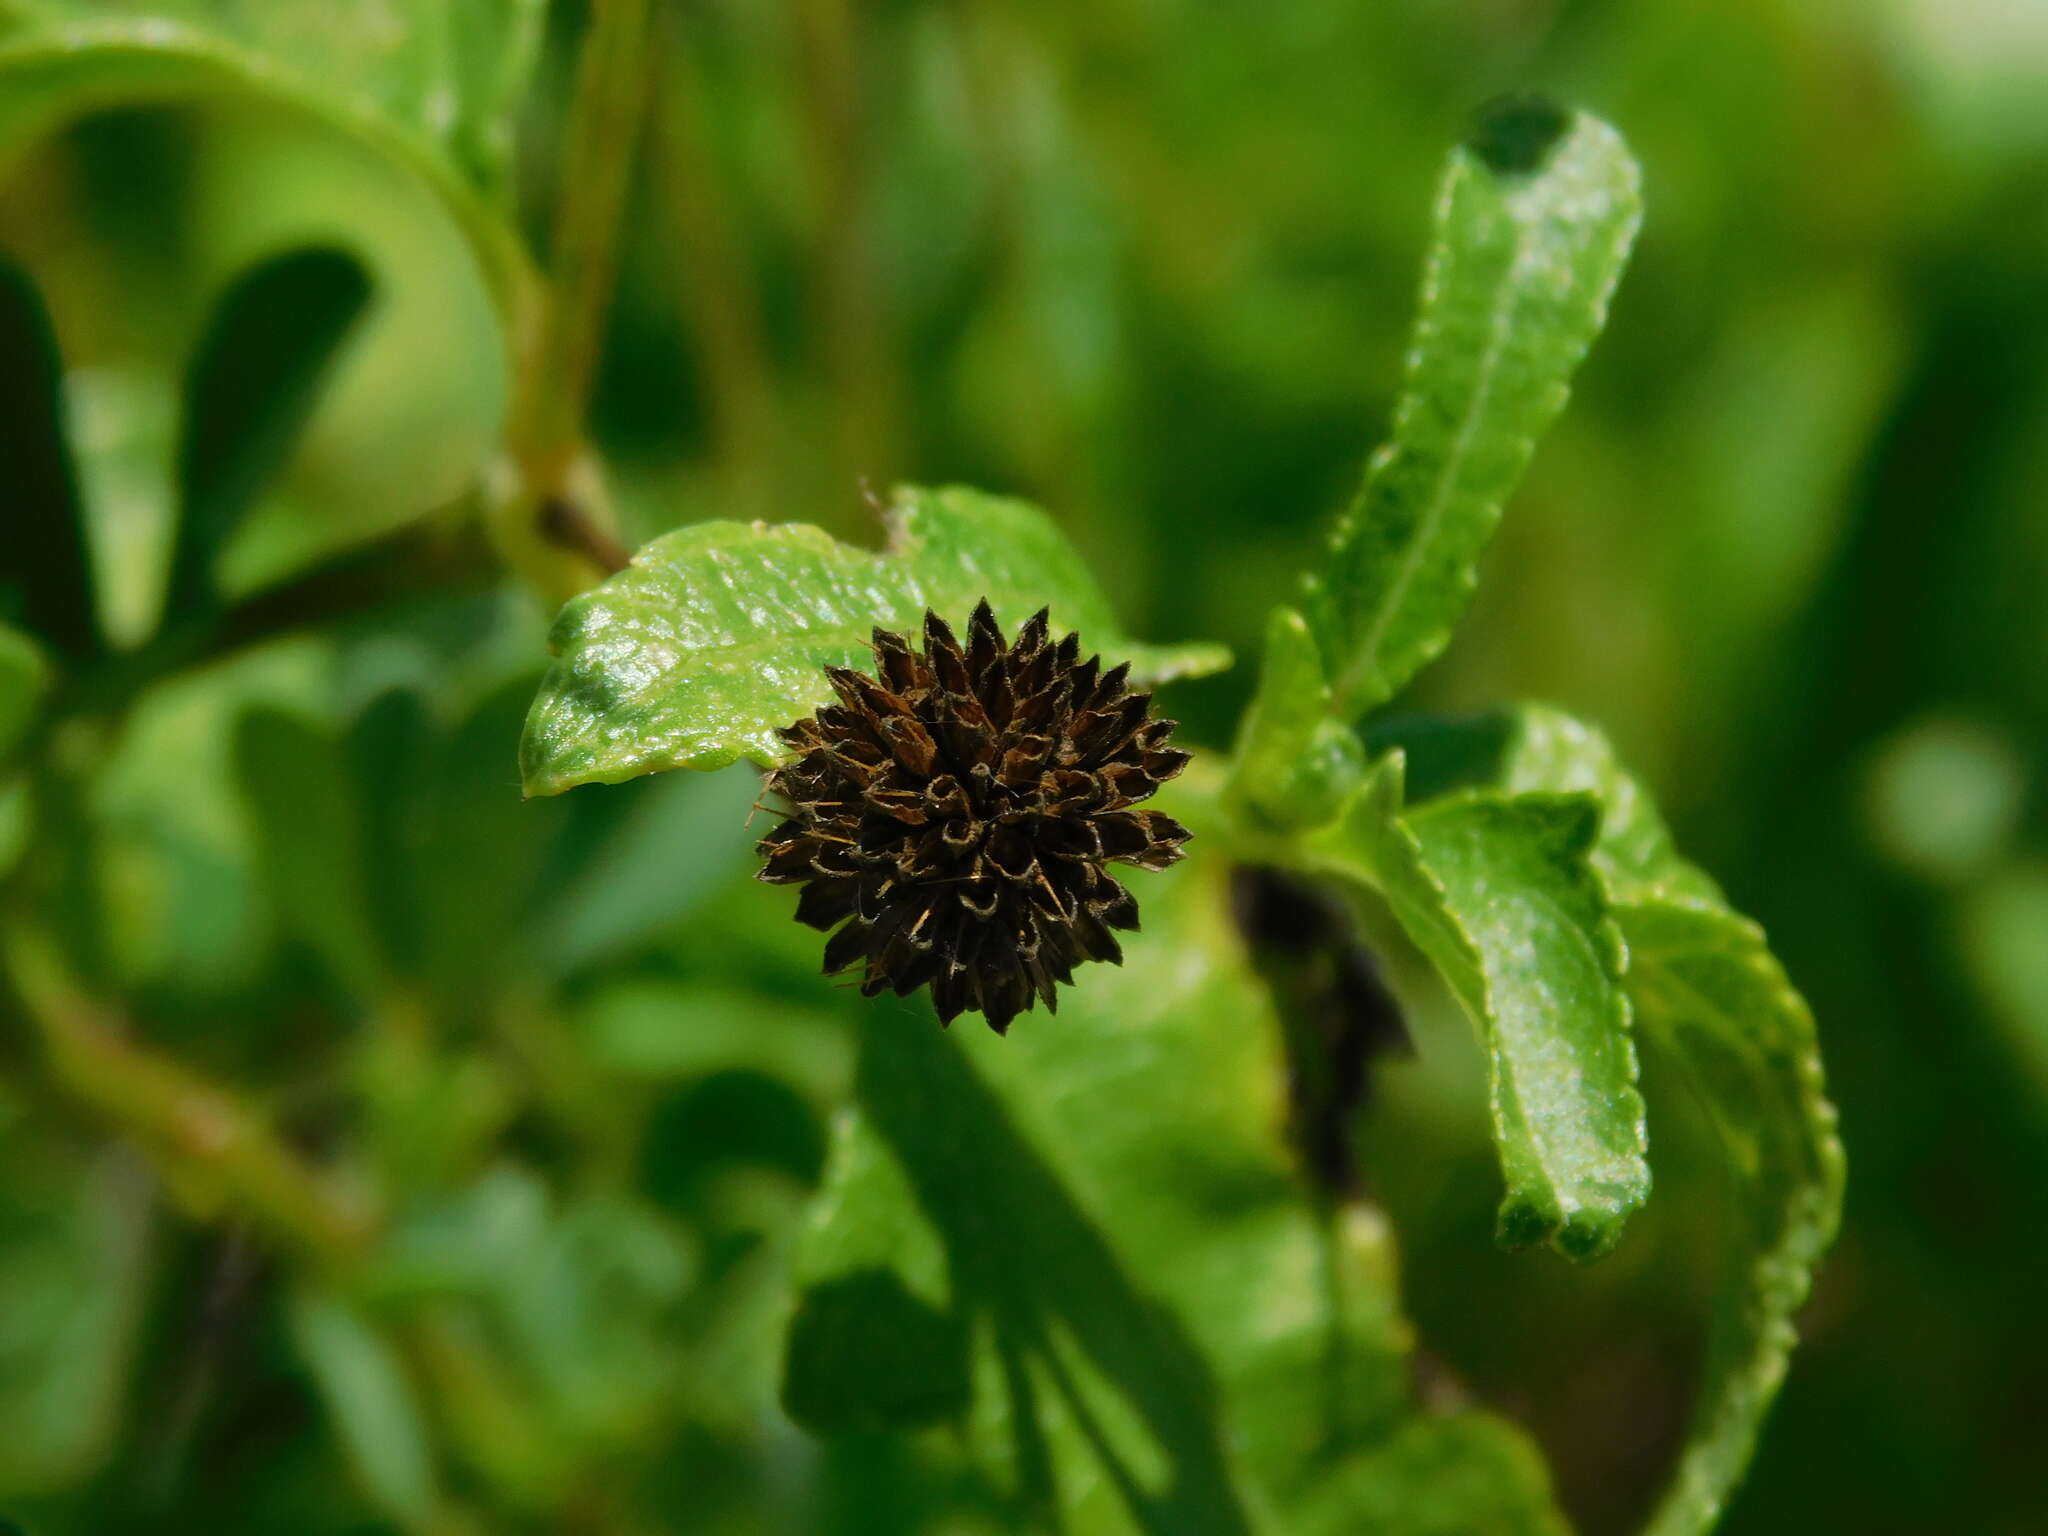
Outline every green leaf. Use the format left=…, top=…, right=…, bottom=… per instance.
left=1619, top=895, right=1844, bottom=1536
left=1308, top=755, right=1648, bottom=1259
left=784, top=801, right=1567, bottom=1530
left=234, top=705, right=386, bottom=998
left=0, top=260, right=95, bottom=660
left=1369, top=703, right=1721, bottom=904
left=0, top=4, right=546, bottom=194
left=0, top=622, right=49, bottom=760
left=168, top=246, right=374, bottom=615
left=520, top=484, right=1230, bottom=796
left=286, top=1285, right=439, bottom=1527
left=1370, top=704, right=1843, bottom=1530
left=1224, top=606, right=1366, bottom=833
left=0, top=21, right=532, bottom=623
left=1304, top=102, right=1641, bottom=719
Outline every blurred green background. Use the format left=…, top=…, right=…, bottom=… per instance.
left=1, top=1, right=2045, bottom=1532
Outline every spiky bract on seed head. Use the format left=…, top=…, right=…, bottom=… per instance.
left=756, top=600, right=1192, bottom=1033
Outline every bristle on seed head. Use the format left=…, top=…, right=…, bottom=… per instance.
left=755, top=601, right=1192, bottom=1033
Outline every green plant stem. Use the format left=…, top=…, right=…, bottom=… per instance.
left=499, top=0, right=653, bottom=593
left=3, top=925, right=375, bottom=1268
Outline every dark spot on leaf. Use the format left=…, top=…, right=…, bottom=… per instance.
left=1469, top=94, right=1572, bottom=176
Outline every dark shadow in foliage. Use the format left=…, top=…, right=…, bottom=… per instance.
left=1232, top=866, right=1410, bottom=1199
left=0, top=259, right=96, bottom=659
left=822, top=1011, right=1255, bottom=1536
left=169, top=246, right=373, bottom=617
left=641, top=1069, right=828, bottom=1210
left=784, top=1270, right=971, bottom=1433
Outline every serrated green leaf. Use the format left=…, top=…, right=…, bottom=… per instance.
left=784, top=803, right=1567, bottom=1531
left=1369, top=703, right=1721, bottom=903
left=520, top=484, right=1230, bottom=796
left=1308, top=755, right=1648, bottom=1259
left=1371, top=704, right=1843, bottom=1530
left=1619, top=894, right=1844, bottom=1536
left=1305, top=103, right=1641, bottom=719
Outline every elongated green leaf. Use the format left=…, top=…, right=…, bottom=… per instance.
left=521, top=484, right=1230, bottom=795
left=1305, top=102, right=1641, bottom=719
left=1619, top=895, right=1843, bottom=1536
left=1308, top=755, right=1648, bottom=1259
left=286, top=1286, right=439, bottom=1526
left=785, top=802, right=1567, bottom=1530
left=1373, top=703, right=1843, bottom=1531
left=169, top=247, right=374, bottom=615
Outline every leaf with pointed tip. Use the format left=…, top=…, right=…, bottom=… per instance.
left=1304, top=102, right=1641, bottom=720
left=1307, top=755, right=1649, bottom=1260
left=520, top=484, right=1230, bottom=796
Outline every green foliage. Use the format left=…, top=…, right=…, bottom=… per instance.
left=0, top=4, right=1916, bottom=1532
left=1308, top=758, right=1649, bottom=1261
left=1300, top=100, right=1641, bottom=723
left=521, top=483, right=1228, bottom=794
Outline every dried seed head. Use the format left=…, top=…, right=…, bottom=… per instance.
left=756, top=600, right=1193, bottom=1034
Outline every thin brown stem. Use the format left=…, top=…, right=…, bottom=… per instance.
left=3, top=925, right=375, bottom=1268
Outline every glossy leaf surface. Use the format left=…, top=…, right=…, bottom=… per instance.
left=521, top=484, right=1230, bottom=795
left=1303, top=103, right=1641, bottom=719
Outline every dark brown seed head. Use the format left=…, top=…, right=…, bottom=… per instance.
left=755, top=600, right=1193, bottom=1033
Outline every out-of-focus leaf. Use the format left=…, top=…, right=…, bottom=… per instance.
left=0, top=620, right=49, bottom=758
left=234, top=705, right=384, bottom=997
left=785, top=807, right=1567, bottom=1529
left=0, top=258, right=94, bottom=658
left=0, top=26, right=529, bottom=616
left=0, top=4, right=546, bottom=196
left=537, top=765, right=760, bottom=974
left=1308, top=755, right=1648, bottom=1259
left=0, top=1142, right=155, bottom=1497
left=1291, top=1415, right=1569, bottom=1536
left=1619, top=894, right=1844, bottom=1536
left=168, top=245, right=373, bottom=615
left=576, top=980, right=852, bottom=1102
left=521, top=484, right=1230, bottom=795
left=92, top=635, right=334, bottom=993
left=1960, top=862, right=2048, bottom=1097
left=412, top=677, right=558, bottom=1006
left=285, top=1285, right=439, bottom=1527
left=1303, top=102, right=1640, bottom=720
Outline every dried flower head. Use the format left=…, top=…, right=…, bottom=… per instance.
left=756, top=600, right=1192, bottom=1033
